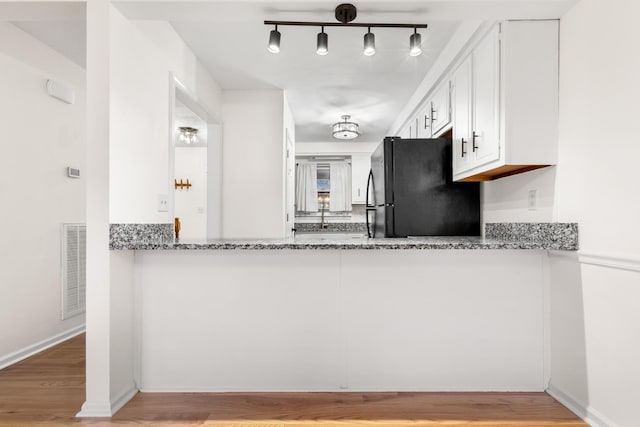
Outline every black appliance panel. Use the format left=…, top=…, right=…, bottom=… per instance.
left=370, top=137, right=480, bottom=237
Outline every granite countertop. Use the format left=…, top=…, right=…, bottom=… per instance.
left=294, top=222, right=367, bottom=233
left=110, top=223, right=578, bottom=251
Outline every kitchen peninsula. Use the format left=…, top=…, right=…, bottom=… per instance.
left=107, top=223, right=577, bottom=397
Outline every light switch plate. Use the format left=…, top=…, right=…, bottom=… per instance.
left=157, top=194, right=169, bottom=212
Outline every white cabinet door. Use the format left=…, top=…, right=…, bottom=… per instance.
left=399, top=121, right=411, bottom=139
left=416, top=103, right=432, bottom=139
left=431, top=80, right=452, bottom=136
left=409, top=117, right=419, bottom=139
left=452, top=56, right=473, bottom=175
left=351, top=153, right=371, bottom=204
left=472, top=24, right=501, bottom=167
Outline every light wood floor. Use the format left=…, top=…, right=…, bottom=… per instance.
left=0, top=334, right=588, bottom=426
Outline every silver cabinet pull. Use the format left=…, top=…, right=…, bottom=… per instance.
left=472, top=131, right=479, bottom=152
left=461, top=138, right=467, bottom=157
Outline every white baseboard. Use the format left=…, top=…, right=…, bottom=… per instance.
left=111, top=383, right=138, bottom=414
left=546, top=384, right=620, bottom=427
left=140, top=386, right=546, bottom=393
left=76, top=400, right=113, bottom=418
left=76, top=383, right=138, bottom=418
left=0, top=324, right=85, bottom=370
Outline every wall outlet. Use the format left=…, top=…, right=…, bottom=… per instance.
left=528, top=189, right=537, bottom=211
left=157, top=194, right=169, bottom=212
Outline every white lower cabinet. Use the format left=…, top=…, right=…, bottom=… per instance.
left=452, top=20, right=559, bottom=182
left=351, top=153, right=371, bottom=204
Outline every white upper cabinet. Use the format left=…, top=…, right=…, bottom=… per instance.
left=430, top=80, right=452, bottom=136
left=398, top=120, right=412, bottom=139
left=452, top=56, right=473, bottom=173
left=416, top=103, right=432, bottom=138
left=470, top=25, right=500, bottom=168
left=413, top=79, right=451, bottom=139
left=453, top=20, right=559, bottom=181
left=351, top=153, right=371, bottom=204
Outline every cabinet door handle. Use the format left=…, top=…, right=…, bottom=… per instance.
left=431, top=107, right=437, bottom=122
left=461, top=138, right=467, bottom=157
left=472, top=131, right=479, bottom=152
left=424, top=115, right=430, bottom=129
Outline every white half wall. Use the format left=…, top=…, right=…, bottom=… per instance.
left=0, top=22, right=86, bottom=365
left=135, top=250, right=547, bottom=392
left=548, top=1, right=640, bottom=426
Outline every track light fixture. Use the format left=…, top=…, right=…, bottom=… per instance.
left=409, top=28, right=422, bottom=57
left=317, top=26, right=328, bottom=55
left=268, top=25, right=281, bottom=53
left=265, top=3, right=427, bottom=57
left=363, top=27, right=375, bottom=56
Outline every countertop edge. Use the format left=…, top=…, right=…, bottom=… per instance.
left=109, top=222, right=579, bottom=251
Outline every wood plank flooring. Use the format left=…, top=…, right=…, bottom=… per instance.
left=0, top=334, right=588, bottom=426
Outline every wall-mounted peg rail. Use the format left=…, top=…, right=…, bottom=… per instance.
left=175, top=179, right=192, bottom=190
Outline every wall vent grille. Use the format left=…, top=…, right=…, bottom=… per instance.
left=61, top=223, right=86, bottom=320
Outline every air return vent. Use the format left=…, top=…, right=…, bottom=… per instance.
left=61, top=223, right=86, bottom=320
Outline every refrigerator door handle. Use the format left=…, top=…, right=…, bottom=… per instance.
left=366, top=169, right=374, bottom=238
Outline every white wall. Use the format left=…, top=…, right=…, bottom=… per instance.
left=283, top=94, right=296, bottom=237
left=109, top=10, right=222, bottom=223
left=0, top=22, right=86, bottom=367
left=174, top=147, right=207, bottom=239
left=296, top=142, right=379, bottom=155
left=546, top=1, right=640, bottom=426
left=482, top=167, right=557, bottom=223
left=222, top=90, right=286, bottom=238
left=136, top=250, right=547, bottom=392
left=78, top=7, right=226, bottom=416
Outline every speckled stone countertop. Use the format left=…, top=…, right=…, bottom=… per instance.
left=295, top=222, right=367, bottom=233
left=110, top=222, right=578, bottom=251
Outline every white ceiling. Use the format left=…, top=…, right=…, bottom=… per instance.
left=8, top=0, right=578, bottom=144
left=171, top=15, right=459, bottom=143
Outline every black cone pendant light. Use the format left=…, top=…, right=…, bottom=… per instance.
left=363, top=28, right=375, bottom=56
left=267, top=25, right=280, bottom=53
left=317, top=27, right=328, bottom=55
left=409, top=28, right=422, bottom=57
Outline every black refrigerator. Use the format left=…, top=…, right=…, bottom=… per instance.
left=366, top=137, right=480, bottom=238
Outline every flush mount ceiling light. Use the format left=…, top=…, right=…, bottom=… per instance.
left=332, top=115, right=360, bottom=140
left=265, top=3, right=427, bottom=57
left=178, top=126, right=198, bottom=144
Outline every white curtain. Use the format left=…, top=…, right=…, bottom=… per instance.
left=329, top=163, right=352, bottom=212
left=295, top=163, right=318, bottom=212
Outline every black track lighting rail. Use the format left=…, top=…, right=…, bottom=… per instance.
left=265, top=4, right=427, bottom=56
left=264, top=21, right=428, bottom=29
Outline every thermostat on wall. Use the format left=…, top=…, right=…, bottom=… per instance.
left=67, top=167, right=81, bottom=178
